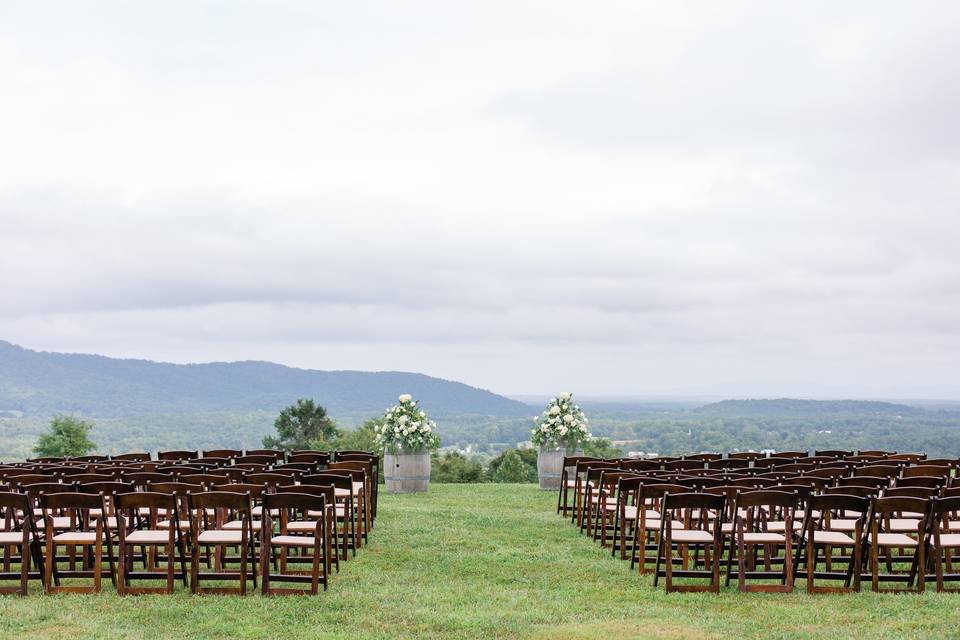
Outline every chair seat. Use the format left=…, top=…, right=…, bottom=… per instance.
left=644, top=519, right=684, bottom=530
left=197, top=530, right=243, bottom=544
left=139, top=507, right=171, bottom=516
left=271, top=534, right=318, bottom=547
left=827, top=518, right=859, bottom=532
left=286, top=521, right=320, bottom=533
left=52, top=531, right=98, bottom=544
left=222, top=519, right=261, bottom=531
left=89, top=516, right=118, bottom=529
left=876, top=533, right=918, bottom=547
left=353, top=481, right=365, bottom=493
left=669, top=529, right=714, bottom=543
left=157, top=519, right=191, bottom=529
left=841, top=509, right=870, bottom=518
left=888, top=518, right=921, bottom=532
left=795, top=510, right=821, bottom=519
left=766, top=521, right=802, bottom=532
left=812, top=530, right=855, bottom=545
left=307, top=506, right=344, bottom=518
left=251, top=506, right=280, bottom=517
left=125, top=529, right=175, bottom=544
left=742, top=532, right=786, bottom=543
left=936, top=533, right=960, bottom=548
left=610, top=506, right=660, bottom=520
left=0, top=532, right=29, bottom=544
left=46, top=516, right=74, bottom=529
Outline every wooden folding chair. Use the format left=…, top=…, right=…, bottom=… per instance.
left=727, top=489, right=798, bottom=593
left=187, top=490, right=256, bottom=595
left=927, top=496, right=960, bottom=592
left=868, top=495, right=930, bottom=593
left=629, top=483, right=688, bottom=575
left=114, top=491, right=186, bottom=594
left=337, top=452, right=380, bottom=518
left=800, top=493, right=870, bottom=593
left=654, top=492, right=725, bottom=593
left=157, top=450, right=198, bottom=463
left=260, top=490, right=334, bottom=595
left=301, top=474, right=359, bottom=557
left=0, top=492, right=42, bottom=595
left=40, top=491, right=115, bottom=594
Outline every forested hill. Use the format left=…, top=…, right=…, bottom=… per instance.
left=0, top=340, right=530, bottom=417
left=694, top=398, right=922, bottom=417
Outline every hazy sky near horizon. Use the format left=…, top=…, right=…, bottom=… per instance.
left=2, top=1, right=959, bottom=399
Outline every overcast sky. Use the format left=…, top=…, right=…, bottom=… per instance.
left=1, top=1, right=959, bottom=399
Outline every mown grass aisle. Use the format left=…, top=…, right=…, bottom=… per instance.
left=1, top=485, right=958, bottom=638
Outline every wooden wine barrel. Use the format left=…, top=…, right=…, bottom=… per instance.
left=383, top=451, right=431, bottom=493
left=537, top=446, right=583, bottom=490
left=537, top=446, right=565, bottom=490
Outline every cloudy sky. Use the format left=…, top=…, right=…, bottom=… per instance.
left=1, top=1, right=959, bottom=399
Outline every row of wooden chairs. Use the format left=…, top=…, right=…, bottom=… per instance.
left=0, top=487, right=337, bottom=595
left=0, top=452, right=383, bottom=596
left=558, top=453, right=960, bottom=593
left=1, top=448, right=381, bottom=520
left=557, top=453, right=959, bottom=517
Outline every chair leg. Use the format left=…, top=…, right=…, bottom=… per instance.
left=117, top=541, right=127, bottom=595
left=43, top=538, right=54, bottom=594
left=19, top=540, right=29, bottom=596
left=261, top=539, right=271, bottom=595
left=93, top=541, right=103, bottom=593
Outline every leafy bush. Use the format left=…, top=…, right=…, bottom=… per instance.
left=431, top=452, right=486, bottom=483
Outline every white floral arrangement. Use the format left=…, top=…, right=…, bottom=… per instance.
left=375, top=393, right=440, bottom=453
left=531, top=391, right=591, bottom=449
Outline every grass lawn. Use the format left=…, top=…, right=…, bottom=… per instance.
left=1, top=484, right=958, bottom=639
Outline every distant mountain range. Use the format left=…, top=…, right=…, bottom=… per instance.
left=0, top=340, right=530, bottom=418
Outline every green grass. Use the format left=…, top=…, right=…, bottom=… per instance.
left=1, top=484, right=958, bottom=639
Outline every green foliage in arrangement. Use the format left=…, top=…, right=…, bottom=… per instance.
left=0, top=485, right=956, bottom=639
left=262, top=398, right=340, bottom=451
left=33, top=415, right=97, bottom=458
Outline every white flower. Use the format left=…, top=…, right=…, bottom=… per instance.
left=563, top=414, right=574, bottom=423
left=420, top=411, right=426, bottom=417
left=398, top=415, right=409, bottom=425
left=399, top=394, right=413, bottom=403
left=549, top=406, right=561, bottom=415
left=559, top=392, right=572, bottom=401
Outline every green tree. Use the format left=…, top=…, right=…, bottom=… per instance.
left=489, top=449, right=537, bottom=483
left=334, top=418, right=381, bottom=453
left=430, top=452, right=486, bottom=483
left=33, top=415, right=97, bottom=458
left=263, top=399, right=341, bottom=451
left=582, top=437, right=622, bottom=458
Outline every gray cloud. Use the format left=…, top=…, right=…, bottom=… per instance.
left=1, top=1, right=958, bottom=398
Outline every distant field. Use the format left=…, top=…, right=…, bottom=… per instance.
left=1, top=485, right=957, bottom=639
